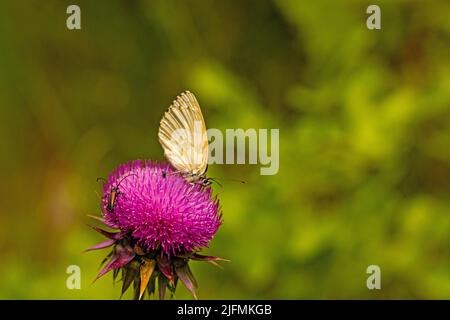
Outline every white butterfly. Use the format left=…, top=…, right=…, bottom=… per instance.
left=158, top=91, right=211, bottom=185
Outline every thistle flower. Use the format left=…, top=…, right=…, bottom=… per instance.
left=87, top=160, right=226, bottom=299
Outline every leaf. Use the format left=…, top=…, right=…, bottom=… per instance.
left=189, top=253, right=230, bottom=262
left=189, top=253, right=229, bottom=268
left=113, top=268, right=120, bottom=284
left=87, top=214, right=119, bottom=229
left=94, top=244, right=135, bottom=282
left=146, top=270, right=158, bottom=298
left=99, top=251, right=113, bottom=269
left=86, top=214, right=106, bottom=223
left=88, top=225, right=122, bottom=240
left=121, top=260, right=140, bottom=298
left=84, top=239, right=116, bottom=252
left=133, top=277, right=141, bottom=300
left=157, top=254, right=174, bottom=286
left=158, top=274, right=167, bottom=300
left=175, top=262, right=198, bottom=300
left=168, top=275, right=178, bottom=299
left=139, top=259, right=156, bottom=300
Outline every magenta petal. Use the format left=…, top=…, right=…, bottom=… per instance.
left=84, top=239, right=116, bottom=252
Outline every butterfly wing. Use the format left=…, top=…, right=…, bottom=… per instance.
left=158, top=91, right=209, bottom=176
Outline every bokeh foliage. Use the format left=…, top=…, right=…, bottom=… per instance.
left=0, top=0, right=449, bottom=299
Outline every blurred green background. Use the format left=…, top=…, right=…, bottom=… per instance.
left=0, top=0, right=449, bottom=299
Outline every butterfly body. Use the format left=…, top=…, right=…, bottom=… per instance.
left=183, top=172, right=211, bottom=186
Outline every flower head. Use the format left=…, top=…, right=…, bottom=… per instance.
left=88, top=159, right=226, bottom=300
left=101, top=160, right=222, bottom=256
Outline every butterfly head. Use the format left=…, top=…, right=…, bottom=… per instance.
left=201, top=177, right=213, bottom=187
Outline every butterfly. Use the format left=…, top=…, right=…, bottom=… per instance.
left=158, top=91, right=211, bottom=186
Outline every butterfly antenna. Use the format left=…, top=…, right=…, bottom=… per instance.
left=213, top=177, right=246, bottom=184
left=207, top=178, right=224, bottom=193
left=208, top=178, right=224, bottom=190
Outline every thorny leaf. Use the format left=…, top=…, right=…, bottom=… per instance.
left=139, top=258, right=156, bottom=300
left=175, top=261, right=198, bottom=300
left=99, top=251, right=113, bottom=269
left=146, top=270, right=159, bottom=298
left=84, top=239, right=116, bottom=252
left=88, top=225, right=122, bottom=240
left=87, top=214, right=106, bottom=223
left=158, top=273, right=168, bottom=300
left=188, top=253, right=229, bottom=268
left=121, top=260, right=140, bottom=298
left=133, top=277, right=141, bottom=300
left=94, top=244, right=135, bottom=282
left=157, top=254, right=174, bottom=286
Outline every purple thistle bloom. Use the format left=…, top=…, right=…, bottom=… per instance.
left=100, top=160, right=222, bottom=257
left=88, top=159, right=227, bottom=299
